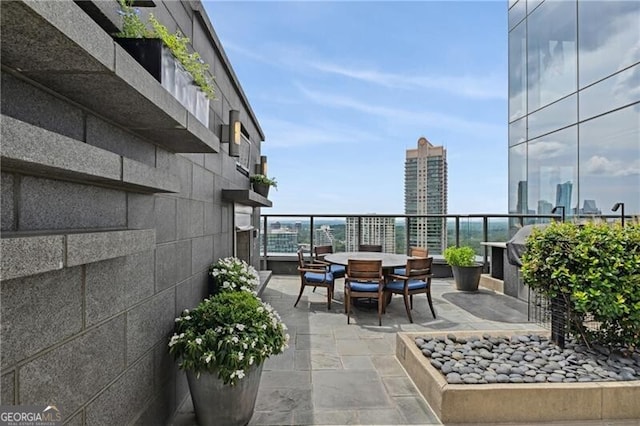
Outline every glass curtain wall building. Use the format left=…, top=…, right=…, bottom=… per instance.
left=508, top=0, right=640, bottom=219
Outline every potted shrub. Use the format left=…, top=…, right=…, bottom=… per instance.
left=114, top=0, right=214, bottom=125
left=169, top=261, right=288, bottom=425
left=443, top=246, right=483, bottom=291
left=250, top=174, right=277, bottom=198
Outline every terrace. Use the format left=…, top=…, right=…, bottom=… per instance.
left=171, top=212, right=637, bottom=425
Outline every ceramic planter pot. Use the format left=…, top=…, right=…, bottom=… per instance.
left=186, top=363, right=263, bottom=426
left=253, top=183, right=270, bottom=198
left=451, top=264, right=483, bottom=291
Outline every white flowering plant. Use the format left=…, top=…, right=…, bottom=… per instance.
left=209, top=257, right=259, bottom=294
left=168, top=290, right=289, bottom=385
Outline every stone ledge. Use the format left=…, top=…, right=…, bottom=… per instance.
left=257, top=270, right=272, bottom=297
left=396, top=330, right=640, bottom=424
left=0, top=235, right=65, bottom=281
left=221, top=189, right=272, bottom=207
left=480, top=273, right=504, bottom=293
left=1, top=115, right=180, bottom=194
left=0, top=1, right=219, bottom=154
left=1, top=229, right=156, bottom=281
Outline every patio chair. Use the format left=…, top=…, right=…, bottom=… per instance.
left=358, top=244, right=383, bottom=252
left=295, top=248, right=335, bottom=309
left=394, top=246, right=429, bottom=275
left=386, top=257, right=436, bottom=323
left=313, top=245, right=346, bottom=278
left=344, top=259, right=385, bottom=325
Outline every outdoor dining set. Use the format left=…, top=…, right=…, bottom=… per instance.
left=294, top=245, right=437, bottom=326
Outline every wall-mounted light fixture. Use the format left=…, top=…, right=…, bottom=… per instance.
left=611, top=202, right=625, bottom=226
left=221, top=110, right=241, bottom=157
left=259, top=155, right=268, bottom=175
left=551, top=205, right=565, bottom=222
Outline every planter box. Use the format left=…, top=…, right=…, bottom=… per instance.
left=116, top=38, right=209, bottom=127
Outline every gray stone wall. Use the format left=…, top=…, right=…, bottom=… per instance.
left=0, top=0, right=266, bottom=423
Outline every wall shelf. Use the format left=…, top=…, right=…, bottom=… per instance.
left=1, top=115, right=180, bottom=194
left=0, top=1, right=219, bottom=154
left=221, top=189, right=272, bottom=208
left=0, top=229, right=155, bottom=281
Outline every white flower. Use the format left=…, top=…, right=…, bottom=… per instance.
left=195, top=338, right=202, bottom=345
left=236, top=324, right=245, bottom=331
left=235, top=369, right=245, bottom=379
left=249, top=356, right=254, bottom=365
left=184, top=315, right=192, bottom=321
left=205, top=354, right=212, bottom=363
left=238, top=352, right=244, bottom=361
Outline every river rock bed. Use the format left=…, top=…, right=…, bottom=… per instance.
left=415, top=333, right=640, bottom=384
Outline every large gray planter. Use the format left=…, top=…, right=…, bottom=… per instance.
left=252, top=183, right=270, bottom=198
left=186, top=363, right=263, bottom=426
left=451, top=264, right=483, bottom=292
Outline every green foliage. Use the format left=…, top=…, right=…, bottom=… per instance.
left=521, top=221, right=640, bottom=349
left=443, top=246, right=477, bottom=266
left=115, top=0, right=152, bottom=38
left=115, top=1, right=215, bottom=99
left=169, top=290, right=289, bottom=386
left=148, top=15, right=215, bottom=99
left=209, top=257, right=259, bottom=295
left=250, top=174, right=278, bottom=188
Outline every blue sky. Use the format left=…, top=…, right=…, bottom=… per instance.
left=204, top=1, right=508, bottom=215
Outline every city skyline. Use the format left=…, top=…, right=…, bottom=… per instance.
left=205, top=1, right=507, bottom=214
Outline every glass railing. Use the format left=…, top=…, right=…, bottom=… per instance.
left=259, top=213, right=627, bottom=266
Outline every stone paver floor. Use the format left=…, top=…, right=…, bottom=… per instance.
left=170, top=275, right=637, bottom=426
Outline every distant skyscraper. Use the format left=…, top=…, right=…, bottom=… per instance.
left=516, top=181, right=529, bottom=214
left=555, top=181, right=573, bottom=213
left=266, top=229, right=298, bottom=254
left=345, top=216, right=395, bottom=252
left=405, top=137, right=448, bottom=254
left=314, top=225, right=336, bottom=248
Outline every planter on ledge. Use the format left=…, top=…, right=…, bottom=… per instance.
left=116, top=38, right=209, bottom=127
left=252, top=183, right=270, bottom=198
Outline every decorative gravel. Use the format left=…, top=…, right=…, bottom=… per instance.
left=415, top=334, right=640, bottom=384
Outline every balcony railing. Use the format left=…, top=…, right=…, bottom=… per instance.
left=259, top=213, right=628, bottom=269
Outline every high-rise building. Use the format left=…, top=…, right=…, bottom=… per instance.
left=345, top=216, right=396, bottom=252
left=508, top=1, right=639, bottom=217
left=314, top=225, right=336, bottom=248
left=266, top=230, right=298, bottom=254
left=405, top=137, right=448, bottom=254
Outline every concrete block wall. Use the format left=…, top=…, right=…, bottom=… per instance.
left=0, top=0, right=267, bottom=423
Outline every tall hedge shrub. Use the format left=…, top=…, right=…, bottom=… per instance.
left=521, top=221, right=640, bottom=349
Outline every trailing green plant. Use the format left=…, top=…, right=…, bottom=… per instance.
left=115, top=0, right=152, bottom=38
left=443, top=246, right=477, bottom=267
left=148, top=15, right=215, bottom=99
left=169, top=290, right=289, bottom=385
left=250, top=174, right=278, bottom=188
left=521, top=221, right=640, bottom=350
left=115, top=1, right=215, bottom=99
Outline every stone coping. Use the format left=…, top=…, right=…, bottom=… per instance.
left=396, top=330, right=640, bottom=424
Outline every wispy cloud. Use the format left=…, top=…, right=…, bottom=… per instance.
left=259, top=116, right=383, bottom=148
left=309, top=61, right=507, bottom=100
left=222, top=39, right=506, bottom=101
left=296, top=84, right=505, bottom=136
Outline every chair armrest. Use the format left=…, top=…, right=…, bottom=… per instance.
left=299, top=266, right=328, bottom=274
left=387, top=273, right=408, bottom=281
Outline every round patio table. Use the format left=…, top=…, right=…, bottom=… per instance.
left=324, top=252, right=410, bottom=269
left=324, top=252, right=412, bottom=308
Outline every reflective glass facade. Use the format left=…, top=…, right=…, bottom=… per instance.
left=508, top=0, right=640, bottom=217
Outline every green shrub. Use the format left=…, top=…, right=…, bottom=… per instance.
left=443, top=246, right=476, bottom=267
left=522, top=221, right=640, bottom=349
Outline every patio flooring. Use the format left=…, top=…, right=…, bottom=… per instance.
left=170, top=275, right=638, bottom=426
